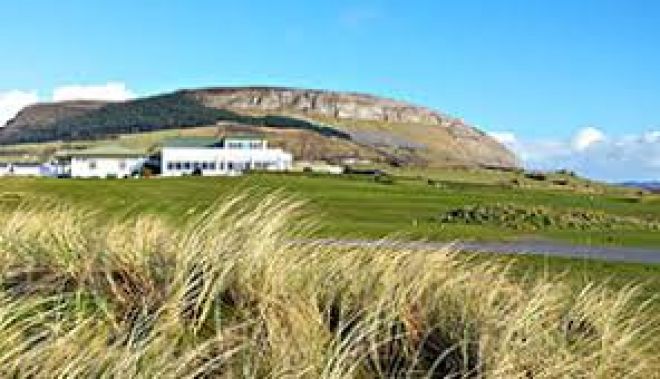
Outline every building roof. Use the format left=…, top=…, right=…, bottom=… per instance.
left=162, top=134, right=265, bottom=148
left=9, top=162, right=44, bottom=167
left=162, top=137, right=221, bottom=148
left=57, top=144, right=146, bottom=158
left=0, top=157, right=42, bottom=164
left=222, top=134, right=265, bottom=140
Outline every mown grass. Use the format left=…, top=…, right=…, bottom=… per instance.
left=1, top=173, right=659, bottom=248
left=0, top=194, right=658, bottom=377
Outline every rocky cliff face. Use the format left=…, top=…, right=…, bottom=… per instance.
left=190, top=87, right=455, bottom=126
left=188, top=87, right=518, bottom=167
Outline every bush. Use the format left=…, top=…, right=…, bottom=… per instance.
left=437, top=203, right=660, bottom=231
left=525, top=171, right=548, bottom=181
left=556, top=169, right=577, bottom=177
left=137, top=166, right=154, bottom=178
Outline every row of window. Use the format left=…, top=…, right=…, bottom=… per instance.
left=225, top=142, right=264, bottom=149
left=167, top=161, right=221, bottom=171
left=166, top=161, right=276, bottom=171
left=89, top=161, right=127, bottom=170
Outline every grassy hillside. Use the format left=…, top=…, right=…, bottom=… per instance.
left=0, top=93, right=349, bottom=145
left=0, top=172, right=658, bottom=248
left=0, top=194, right=657, bottom=377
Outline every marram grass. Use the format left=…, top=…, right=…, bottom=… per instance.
left=0, top=194, right=657, bottom=378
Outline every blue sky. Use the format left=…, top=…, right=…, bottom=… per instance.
left=1, top=0, right=659, bottom=180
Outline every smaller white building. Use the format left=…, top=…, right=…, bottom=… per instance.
left=0, top=163, right=10, bottom=176
left=56, top=145, right=148, bottom=178
left=161, top=136, right=293, bottom=177
left=0, top=162, right=47, bottom=177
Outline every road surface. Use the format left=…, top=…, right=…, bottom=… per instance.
left=309, top=239, right=660, bottom=265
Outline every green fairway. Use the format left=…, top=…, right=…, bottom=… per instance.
left=1, top=172, right=659, bottom=248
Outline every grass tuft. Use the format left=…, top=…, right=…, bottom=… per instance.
left=0, top=194, right=657, bottom=377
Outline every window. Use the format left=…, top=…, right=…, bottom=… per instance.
left=228, top=142, right=244, bottom=149
left=209, top=162, right=216, bottom=170
left=167, top=162, right=174, bottom=170
left=89, top=160, right=97, bottom=170
left=201, top=162, right=209, bottom=170
left=174, top=162, right=182, bottom=170
left=219, top=162, right=225, bottom=170
left=227, top=162, right=234, bottom=170
left=183, top=162, right=191, bottom=170
left=119, top=161, right=127, bottom=170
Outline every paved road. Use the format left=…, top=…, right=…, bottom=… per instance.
left=309, top=238, right=660, bottom=265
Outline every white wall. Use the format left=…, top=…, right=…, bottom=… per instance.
left=70, top=156, right=147, bottom=178
left=161, top=147, right=293, bottom=177
left=0, top=164, right=44, bottom=177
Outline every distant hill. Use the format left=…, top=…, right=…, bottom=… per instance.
left=621, top=181, right=660, bottom=193
left=1, top=86, right=517, bottom=168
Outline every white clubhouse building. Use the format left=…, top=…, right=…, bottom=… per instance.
left=160, top=135, right=293, bottom=176
left=1, top=135, right=293, bottom=179
left=55, top=145, right=148, bottom=178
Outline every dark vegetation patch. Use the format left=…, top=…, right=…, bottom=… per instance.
left=524, top=171, right=548, bottom=181
left=437, top=203, right=660, bottom=232
left=0, top=93, right=350, bottom=145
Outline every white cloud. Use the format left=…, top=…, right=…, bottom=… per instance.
left=1, top=82, right=135, bottom=127
left=489, top=127, right=660, bottom=181
left=571, top=126, right=605, bottom=151
left=641, top=131, right=660, bottom=143
left=0, top=90, right=39, bottom=127
left=52, top=82, right=135, bottom=102
left=488, top=131, right=517, bottom=146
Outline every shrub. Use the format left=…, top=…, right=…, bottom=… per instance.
left=525, top=171, right=548, bottom=181
left=140, top=166, right=155, bottom=178
left=437, top=203, right=660, bottom=231
left=556, top=169, right=577, bottom=177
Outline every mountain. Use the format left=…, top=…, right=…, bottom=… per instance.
left=620, top=181, right=660, bottom=193
left=1, top=86, right=517, bottom=168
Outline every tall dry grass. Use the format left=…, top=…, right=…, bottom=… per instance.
left=0, top=194, right=657, bottom=378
